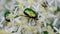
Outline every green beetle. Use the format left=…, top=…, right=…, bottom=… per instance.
left=4, top=9, right=10, bottom=22
left=43, top=31, right=48, bottom=34
left=24, top=8, right=38, bottom=19
left=41, top=31, right=48, bottom=34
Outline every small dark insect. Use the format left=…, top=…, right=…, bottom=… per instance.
left=41, top=2, right=48, bottom=8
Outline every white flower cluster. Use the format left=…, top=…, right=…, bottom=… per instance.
left=0, top=0, right=60, bottom=34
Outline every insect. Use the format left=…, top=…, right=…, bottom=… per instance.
left=24, top=8, right=38, bottom=19
left=41, top=1, right=48, bottom=8
left=4, top=9, right=10, bottom=22
left=23, top=8, right=39, bottom=26
left=42, top=31, right=48, bottom=34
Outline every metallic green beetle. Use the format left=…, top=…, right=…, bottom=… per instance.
left=24, top=8, right=38, bottom=19
left=4, top=10, right=10, bottom=22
